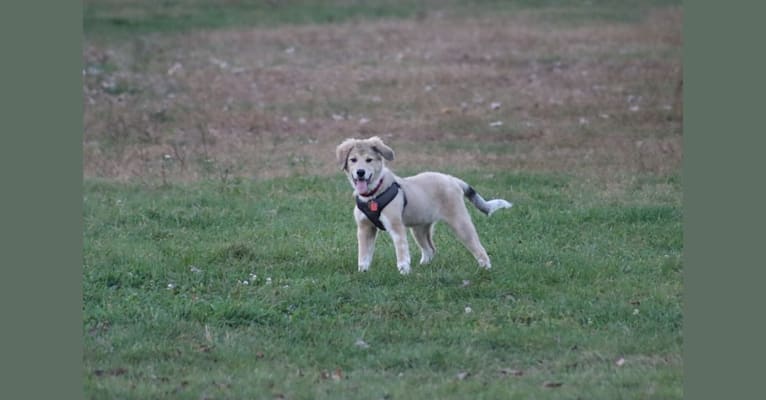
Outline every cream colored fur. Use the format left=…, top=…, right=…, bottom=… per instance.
left=336, top=136, right=512, bottom=275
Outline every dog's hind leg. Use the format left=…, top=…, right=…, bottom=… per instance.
left=445, top=210, right=492, bottom=269
left=411, top=224, right=436, bottom=265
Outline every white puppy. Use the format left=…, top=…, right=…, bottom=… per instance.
left=336, top=136, right=512, bottom=274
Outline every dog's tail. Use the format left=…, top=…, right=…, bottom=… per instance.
left=456, top=178, right=513, bottom=216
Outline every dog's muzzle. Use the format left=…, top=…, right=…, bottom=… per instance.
left=354, top=170, right=370, bottom=192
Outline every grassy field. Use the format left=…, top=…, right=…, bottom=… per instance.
left=83, top=1, right=682, bottom=398
left=84, top=173, right=681, bottom=399
left=84, top=0, right=680, bottom=37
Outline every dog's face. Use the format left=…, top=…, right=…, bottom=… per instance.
left=336, top=136, right=395, bottom=194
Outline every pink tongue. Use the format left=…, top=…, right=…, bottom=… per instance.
left=355, top=180, right=368, bottom=193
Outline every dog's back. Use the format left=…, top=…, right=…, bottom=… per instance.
left=399, top=172, right=467, bottom=225
left=400, top=172, right=512, bottom=224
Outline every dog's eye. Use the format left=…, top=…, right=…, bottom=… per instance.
left=349, top=157, right=357, bottom=163
left=365, top=158, right=373, bottom=163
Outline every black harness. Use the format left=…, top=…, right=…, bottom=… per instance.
left=355, top=182, right=407, bottom=231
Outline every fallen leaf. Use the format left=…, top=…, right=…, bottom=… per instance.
left=167, top=62, right=183, bottom=76
left=499, top=368, right=524, bottom=377
left=196, top=344, right=214, bottom=353
left=93, top=367, right=128, bottom=377
left=332, top=368, right=344, bottom=381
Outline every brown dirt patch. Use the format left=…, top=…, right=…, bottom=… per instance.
left=83, top=7, right=682, bottom=182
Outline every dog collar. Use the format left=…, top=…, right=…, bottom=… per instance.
left=358, top=178, right=384, bottom=197
left=356, top=182, right=407, bottom=231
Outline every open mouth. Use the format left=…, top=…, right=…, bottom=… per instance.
left=353, top=177, right=370, bottom=193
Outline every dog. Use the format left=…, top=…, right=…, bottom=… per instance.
left=336, top=136, right=512, bottom=275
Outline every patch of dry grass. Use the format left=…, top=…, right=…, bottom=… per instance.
left=83, top=7, right=682, bottom=182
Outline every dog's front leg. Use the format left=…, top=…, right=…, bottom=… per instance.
left=381, top=216, right=411, bottom=275
left=355, top=215, right=378, bottom=272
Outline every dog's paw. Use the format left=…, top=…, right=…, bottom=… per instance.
left=358, top=264, right=370, bottom=272
left=397, top=263, right=411, bottom=275
left=478, top=259, right=492, bottom=270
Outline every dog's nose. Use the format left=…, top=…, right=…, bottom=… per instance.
left=356, top=169, right=365, bottom=178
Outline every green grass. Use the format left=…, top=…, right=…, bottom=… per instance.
left=84, top=0, right=682, bottom=38
left=83, top=171, right=682, bottom=399
left=84, top=0, right=416, bottom=37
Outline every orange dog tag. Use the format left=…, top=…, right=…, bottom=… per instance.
left=369, top=201, right=378, bottom=212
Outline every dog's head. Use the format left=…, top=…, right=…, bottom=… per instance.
left=336, top=136, right=395, bottom=194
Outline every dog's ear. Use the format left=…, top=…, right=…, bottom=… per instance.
left=335, top=138, right=357, bottom=170
left=368, top=136, right=395, bottom=161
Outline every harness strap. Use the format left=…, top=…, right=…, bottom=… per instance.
left=356, top=182, right=407, bottom=231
